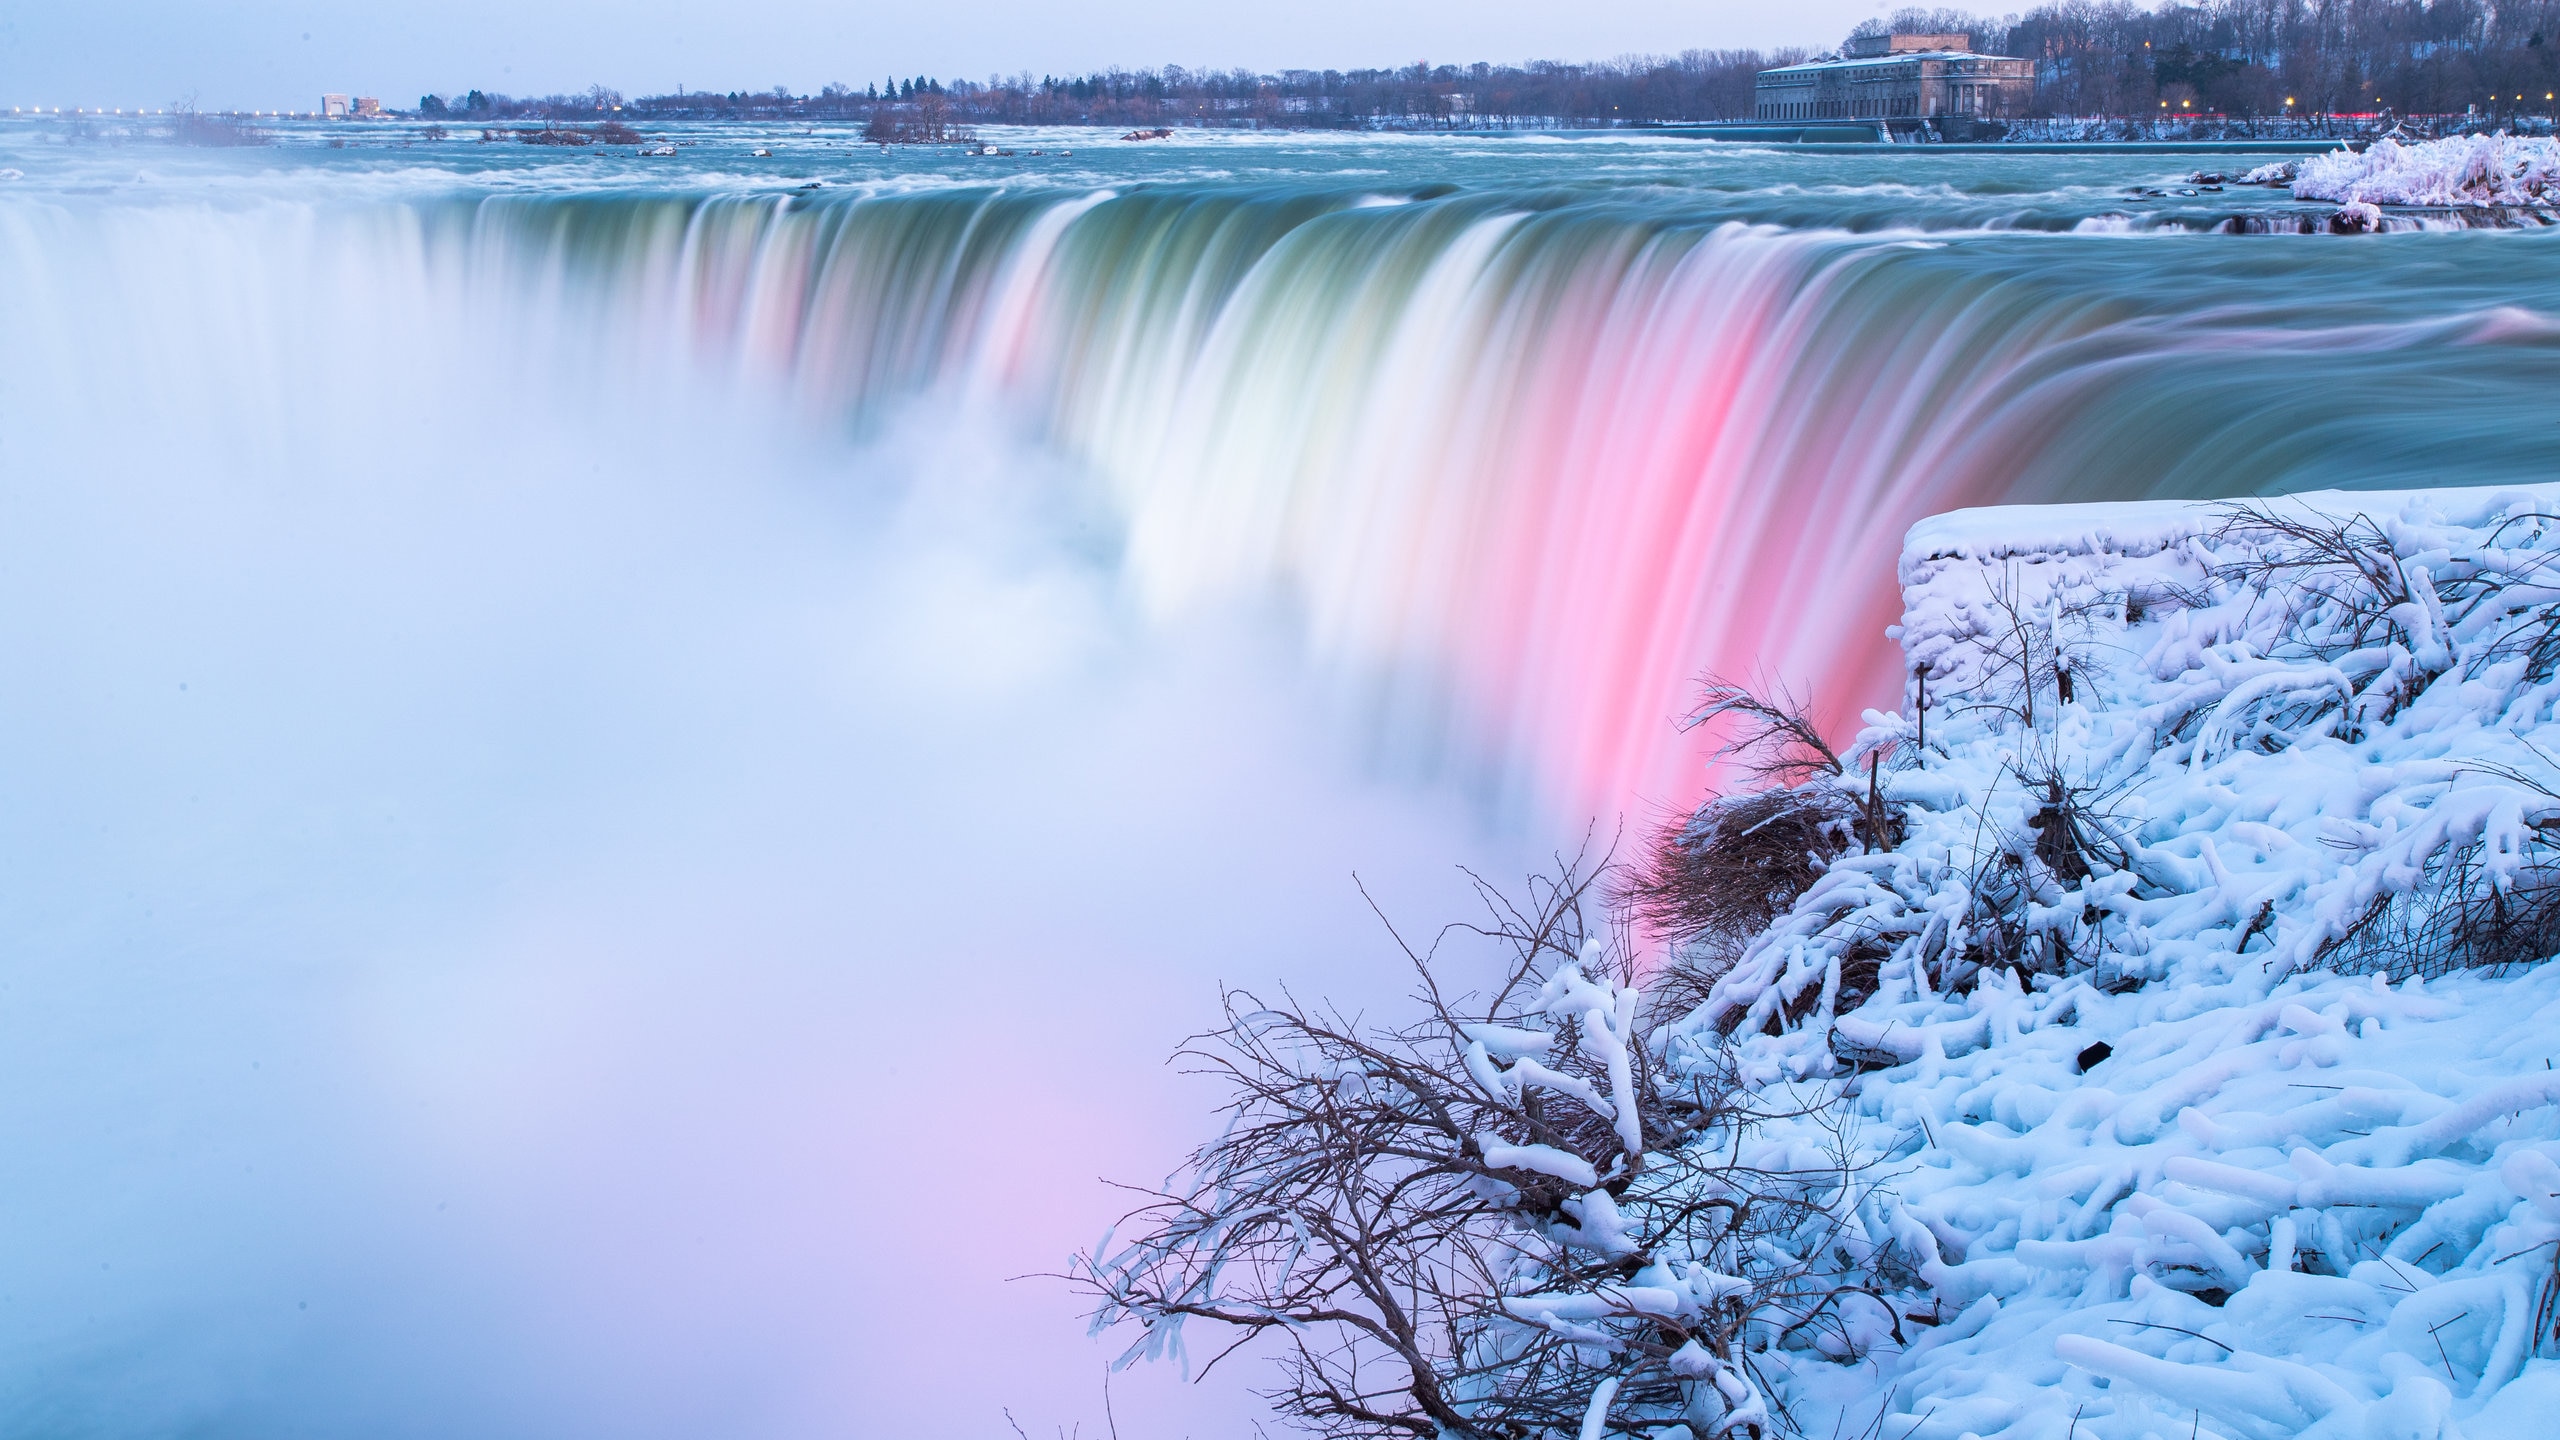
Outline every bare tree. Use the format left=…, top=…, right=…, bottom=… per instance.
left=1074, top=857, right=1892, bottom=1439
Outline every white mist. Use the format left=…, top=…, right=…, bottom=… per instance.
left=0, top=201, right=1541, bottom=1437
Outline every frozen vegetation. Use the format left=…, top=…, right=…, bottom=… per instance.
left=1095, top=484, right=2560, bottom=1440
left=1684, top=485, right=2560, bottom=1439
left=2284, top=134, right=2560, bottom=210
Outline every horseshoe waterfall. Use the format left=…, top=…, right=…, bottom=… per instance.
left=4, top=132, right=2559, bottom=1440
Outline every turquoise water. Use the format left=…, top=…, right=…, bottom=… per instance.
left=3, top=117, right=2380, bottom=230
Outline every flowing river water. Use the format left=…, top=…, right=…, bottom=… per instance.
left=1, top=120, right=2555, bottom=1437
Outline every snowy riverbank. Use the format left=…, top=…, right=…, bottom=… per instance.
left=1700, top=484, right=2560, bottom=1439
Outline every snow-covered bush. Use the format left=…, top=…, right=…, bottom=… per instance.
left=1078, top=861, right=1900, bottom=1440
left=1620, top=682, right=1901, bottom=1023
left=1673, top=486, right=2560, bottom=1439
left=2293, top=133, right=2560, bottom=209
left=1692, top=490, right=2560, bottom=1070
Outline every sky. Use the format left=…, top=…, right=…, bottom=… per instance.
left=3, top=0, right=1892, bottom=111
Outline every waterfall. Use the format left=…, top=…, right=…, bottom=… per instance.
left=443, top=184, right=2560, bottom=815
left=2, top=180, right=2556, bottom=1435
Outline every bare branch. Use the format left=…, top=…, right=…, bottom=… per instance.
left=1071, top=858, right=1883, bottom=1439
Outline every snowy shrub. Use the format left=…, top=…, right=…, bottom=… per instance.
left=1621, top=682, right=1902, bottom=1024
left=1077, top=860, right=1901, bottom=1440
left=2320, top=836, right=2560, bottom=980
left=1660, top=485, right=2560, bottom=1440
left=1623, top=786, right=1864, bottom=1020
left=1685, top=492, right=2560, bottom=1071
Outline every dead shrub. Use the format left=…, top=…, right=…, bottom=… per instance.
left=2319, top=845, right=2560, bottom=980
left=1624, top=678, right=1905, bottom=1016
left=1685, top=677, right=1842, bottom=786
left=1622, top=788, right=1857, bottom=966
left=2195, top=505, right=2560, bottom=729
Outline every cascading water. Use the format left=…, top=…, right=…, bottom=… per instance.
left=3, top=129, right=2558, bottom=1438
left=467, top=183, right=2560, bottom=813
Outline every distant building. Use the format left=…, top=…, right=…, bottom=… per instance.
left=1753, top=35, right=2033, bottom=128
left=321, top=94, right=350, bottom=119
left=354, top=97, right=381, bottom=117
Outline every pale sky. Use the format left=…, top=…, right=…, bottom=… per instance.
left=2, top=1, right=1887, bottom=112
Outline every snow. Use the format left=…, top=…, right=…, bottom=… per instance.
left=2292, top=134, right=2560, bottom=209
left=1682, top=483, right=2560, bottom=1438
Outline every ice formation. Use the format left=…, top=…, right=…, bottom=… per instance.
left=2291, top=134, right=2560, bottom=209
left=1678, top=484, right=2560, bottom=1438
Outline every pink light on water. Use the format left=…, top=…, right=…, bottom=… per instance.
left=522, top=186, right=2473, bottom=829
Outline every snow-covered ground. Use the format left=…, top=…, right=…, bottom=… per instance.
left=2287, top=133, right=2560, bottom=209
left=1695, top=485, right=2560, bottom=1439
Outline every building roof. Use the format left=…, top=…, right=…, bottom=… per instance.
left=1759, top=50, right=2022, bottom=76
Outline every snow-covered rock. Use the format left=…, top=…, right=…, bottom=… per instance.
left=2293, top=134, right=2560, bottom=209
left=1682, top=484, right=2560, bottom=1439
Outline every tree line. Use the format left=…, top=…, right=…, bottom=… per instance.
left=1985, top=0, right=2560, bottom=118
left=416, top=0, right=2560, bottom=128
left=417, top=55, right=1799, bottom=130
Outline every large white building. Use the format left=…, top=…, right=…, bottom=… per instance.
left=1754, top=34, right=2034, bottom=126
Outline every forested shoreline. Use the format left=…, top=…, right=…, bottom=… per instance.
left=416, top=1, right=2560, bottom=129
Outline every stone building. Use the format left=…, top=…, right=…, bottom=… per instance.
left=1753, top=35, right=2034, bottom=127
